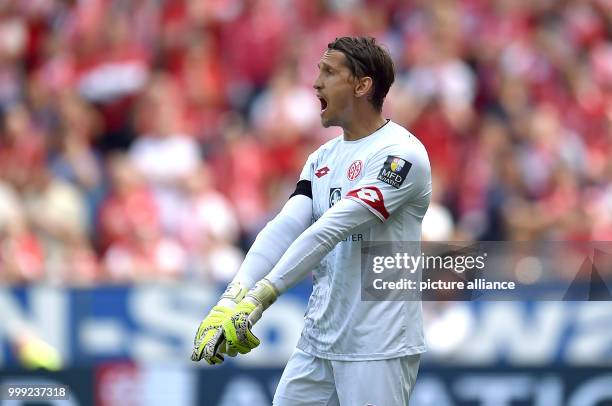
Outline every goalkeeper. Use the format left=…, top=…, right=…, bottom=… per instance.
left=192, top=36, right=431, bottom=406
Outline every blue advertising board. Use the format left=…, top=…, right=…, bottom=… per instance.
left=0, top=283, right=611, bottom=367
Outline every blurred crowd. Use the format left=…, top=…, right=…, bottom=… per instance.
left=0, top=0, right=611, bottom=285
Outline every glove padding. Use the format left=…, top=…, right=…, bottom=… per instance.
left=222, top=301, right=261, bottom=354
left=191, top=282, right=247, bottom=364
left=222, top=279, right=278, bottom=354
left=191, top=305, right=234, bottom=364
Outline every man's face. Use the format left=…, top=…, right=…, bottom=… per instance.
left=313, top=50, right=356, bottom=128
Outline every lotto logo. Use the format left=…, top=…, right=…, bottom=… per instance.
left=356, top=188, right=379, bottom=202
left=315, top=166, right=330, bottom=178
left=347, top=186, right=389, bottom=220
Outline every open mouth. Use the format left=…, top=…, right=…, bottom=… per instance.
left=318, top=96, right=328, bottom=112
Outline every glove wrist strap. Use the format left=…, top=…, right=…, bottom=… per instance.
left=218, top=282, right=248, bottom=307
left=245, top=279, right=278, bottom=310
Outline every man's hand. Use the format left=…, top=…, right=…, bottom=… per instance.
left=222, top=279, right=278, bottom=354
left=191, top=282, right=247, bottom=364
left=191, top=305, right=233, bottom=364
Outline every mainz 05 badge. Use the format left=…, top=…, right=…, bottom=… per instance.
left=377, top=156, right=412, bottom=188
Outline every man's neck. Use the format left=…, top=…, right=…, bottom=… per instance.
left=342, top=112, right=388, bottom=141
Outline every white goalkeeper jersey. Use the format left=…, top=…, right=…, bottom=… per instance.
left=296, top=120, right=431, bottom=361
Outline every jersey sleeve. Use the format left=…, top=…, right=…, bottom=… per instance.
left=345, top=144, right=431, bottom=221
left=299, top=150, right=319, bottom=182
left=290, top=150, right=319, bottom=199
left=232, top=194, right=313, bottom=289
left=265, top=198, right=377, bottom=293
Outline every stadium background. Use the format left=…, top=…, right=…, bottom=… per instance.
left=1, top=0, right=611, bottom=404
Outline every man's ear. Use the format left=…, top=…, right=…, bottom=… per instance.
left=354, top=76, right=373, bottom=99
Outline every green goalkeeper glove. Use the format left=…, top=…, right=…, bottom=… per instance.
left=222, top=279, right=278, bottom=354
left=191, top=282, right=248, bottom=364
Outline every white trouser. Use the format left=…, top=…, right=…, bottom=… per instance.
left=273, top=348, right=420, bottom=406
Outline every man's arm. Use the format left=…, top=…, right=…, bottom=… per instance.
left=231, top=192, right=313, bottom=289
left=192, top=188, right=312, bottom=364
left=221, top=199, right=378, bottom=353
left=266, top=198, right=376, bottom=292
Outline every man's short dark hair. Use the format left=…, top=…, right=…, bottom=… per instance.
left=327, top=36, right=395, bottom=112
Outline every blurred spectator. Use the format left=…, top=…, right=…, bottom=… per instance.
left=98, top=153, right=159, bottom=253
left=49, top=92, right=105, bottom=233
left=103, top=228, right=187, bottom=281
left=0, top=180, right=44, bottom=283
left=0, top=2, right=27, bottom=109
left=175, top=34, right=227, bottom=142
left=0, top=104, right=46, bottom=189
left=177, top=164, right=244, bottom=283
left=20, top=163, right=91, bottom=283
left=129, top=73, right=201, bottom=235
left=208, top=114, right=269, bottom=236
left=250, top=63, right=320, bottom=143
left=219, top=0, right=290, bottom=111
